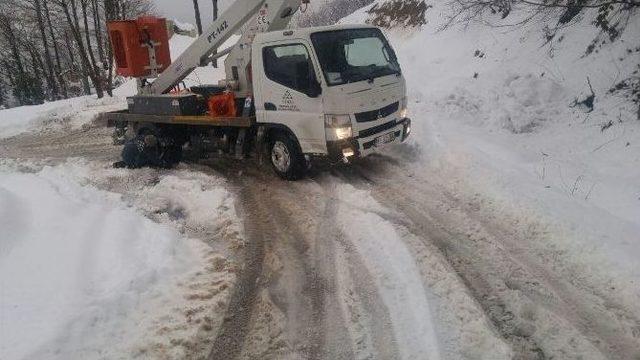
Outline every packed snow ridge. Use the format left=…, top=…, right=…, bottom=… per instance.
left=0, top=160, right=239, bottom=359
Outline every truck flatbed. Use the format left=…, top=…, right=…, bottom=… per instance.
left=101, top=110, right=255, bottom=128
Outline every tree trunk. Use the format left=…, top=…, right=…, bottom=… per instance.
left=64, top=28, right=78, bottom=72
left=34, top=0, right=60, bottom=100
left=28, top=48, right=46, bottom=104
left=104, top=0, right=117, bottom=96
left=81, top=0, right=102, bottom=92
left=0, top=79, right=5, bottom=107
left=67, top=0, right=91, bottom=94
left=61, top=0, right=102, bottom=97
left=212, top=0, right=218, bottom=67
left=92, top=0, right=106, bottom=66
left=0, top=16, right=25, bottom=75
left=192, top=0, right=203, bottom=35
left=44, top=0, right=69, bottom=98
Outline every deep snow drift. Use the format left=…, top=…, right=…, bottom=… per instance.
left=0, top=162, right=194, bottom=358
left=0, top=160, right=239, bottom=359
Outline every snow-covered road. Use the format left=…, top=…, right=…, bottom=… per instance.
left=2, top=122, right=638, bottom=359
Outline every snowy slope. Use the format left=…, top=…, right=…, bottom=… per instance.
left=345, top=2, right=640, bottom=302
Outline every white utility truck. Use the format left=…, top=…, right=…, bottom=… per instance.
left=102, top=0, right=411, bottom=180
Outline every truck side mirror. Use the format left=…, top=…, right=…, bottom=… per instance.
left=307, top=79, right=322, bottom=98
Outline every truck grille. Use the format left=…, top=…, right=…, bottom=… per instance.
left=354, top=102, right=399, bottom=123
left=359, top=119, right=398, bottom=139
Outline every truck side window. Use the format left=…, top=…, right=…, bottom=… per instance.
left=263, top=44, right=314, bottom=95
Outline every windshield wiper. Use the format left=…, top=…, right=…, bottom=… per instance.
left=367, top=67, right=398, bottom=83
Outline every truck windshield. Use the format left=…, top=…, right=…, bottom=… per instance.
left=311, top=28, right=401, bottom=86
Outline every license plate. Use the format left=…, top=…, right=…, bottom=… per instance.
left=375, top=132, right=396, bottom=147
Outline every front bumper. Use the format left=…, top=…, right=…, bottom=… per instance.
left=326, top=118, right=411, bottom=162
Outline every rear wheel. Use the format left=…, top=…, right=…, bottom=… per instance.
left=120, top=129, right=182, bottom=169
left=269, top=132, right=305, bottom=180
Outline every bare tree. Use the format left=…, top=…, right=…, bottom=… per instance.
left=33, top=0, right=61, bottom=99
left=0, top=0, right=157, bottom=106
left=192, top=0, right=203, bottom=35
left=43, top=0, right=69, bottom=98
left=297, top=0, right=375, bottom=27
left=212, top=0, right=218, bottom=67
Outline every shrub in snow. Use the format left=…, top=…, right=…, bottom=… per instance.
left=366, top=0, right=431, bottom=28
left=172, top=20, right=198, bottom=37
left=296, top=0, right=375, bottom=27
left=572, top=77, right=596, bottom=113
left=609, top=63, right=640, bottom=120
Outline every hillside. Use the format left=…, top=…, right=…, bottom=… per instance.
left=343, top=0, right=640, bottom=279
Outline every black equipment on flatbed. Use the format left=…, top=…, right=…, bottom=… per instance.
left=126, top=93, right=202, bottom=116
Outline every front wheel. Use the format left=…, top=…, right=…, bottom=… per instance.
left=269, top=133, right=306, bottom=180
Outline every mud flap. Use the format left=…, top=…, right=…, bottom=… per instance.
left=235, top=129, right=247, bottom=160
left=255, top=126, right=267, bottom=165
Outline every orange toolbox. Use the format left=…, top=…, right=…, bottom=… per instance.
left=108, top=17, right=171, bottom=78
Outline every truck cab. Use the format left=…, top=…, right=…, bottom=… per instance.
left=253, top=25, right=411, bottom=174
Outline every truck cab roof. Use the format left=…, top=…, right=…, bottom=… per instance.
left=254, top=24, right=379, bottom=44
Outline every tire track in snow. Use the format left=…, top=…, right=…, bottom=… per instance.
left=325, top=178, right=443, bottom=360
left=200, top=165, right=331, bottom=359
left=202, top=163, right=410, bottom=359
left=207, top=173, right=267, bottom=360
left=0, top=186, right=29, bottom=258
left=347, top=156, right=640, bottom=360
left=314, top=179, right=400, bottom=360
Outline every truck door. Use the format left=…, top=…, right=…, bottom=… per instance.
left=255, top=41, right=326, bottom=155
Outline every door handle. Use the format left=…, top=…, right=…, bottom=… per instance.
left=264, top=102, right=277, bottom=111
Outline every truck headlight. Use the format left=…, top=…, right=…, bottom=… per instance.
left=325, top=114, right=353, bottom=140
left=335, top=127, right=353, bottom=140
left=400, top=97, right=409, bottom=119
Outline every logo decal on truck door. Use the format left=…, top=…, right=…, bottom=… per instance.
left=278, top=90, right=300, bottom=112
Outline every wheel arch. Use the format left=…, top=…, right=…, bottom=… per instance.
left=262, top=123, right=304, bottom=155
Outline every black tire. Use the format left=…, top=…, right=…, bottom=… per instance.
left=162, top=144, right=183, bottom=167
left=121, top=132, right=182, bottom=169
left=269, top=132, right=306, bottom=180
left=121, top=134, right=155, bottom=168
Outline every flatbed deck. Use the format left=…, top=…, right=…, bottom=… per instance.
left=100, top=110, right=256, bottom=128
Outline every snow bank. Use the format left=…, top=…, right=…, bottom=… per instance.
left=0, top=96, right=124, bottom=139
left=0, top=161, right=237, bottom=359
left=0, top=164, right=193, bottom=359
